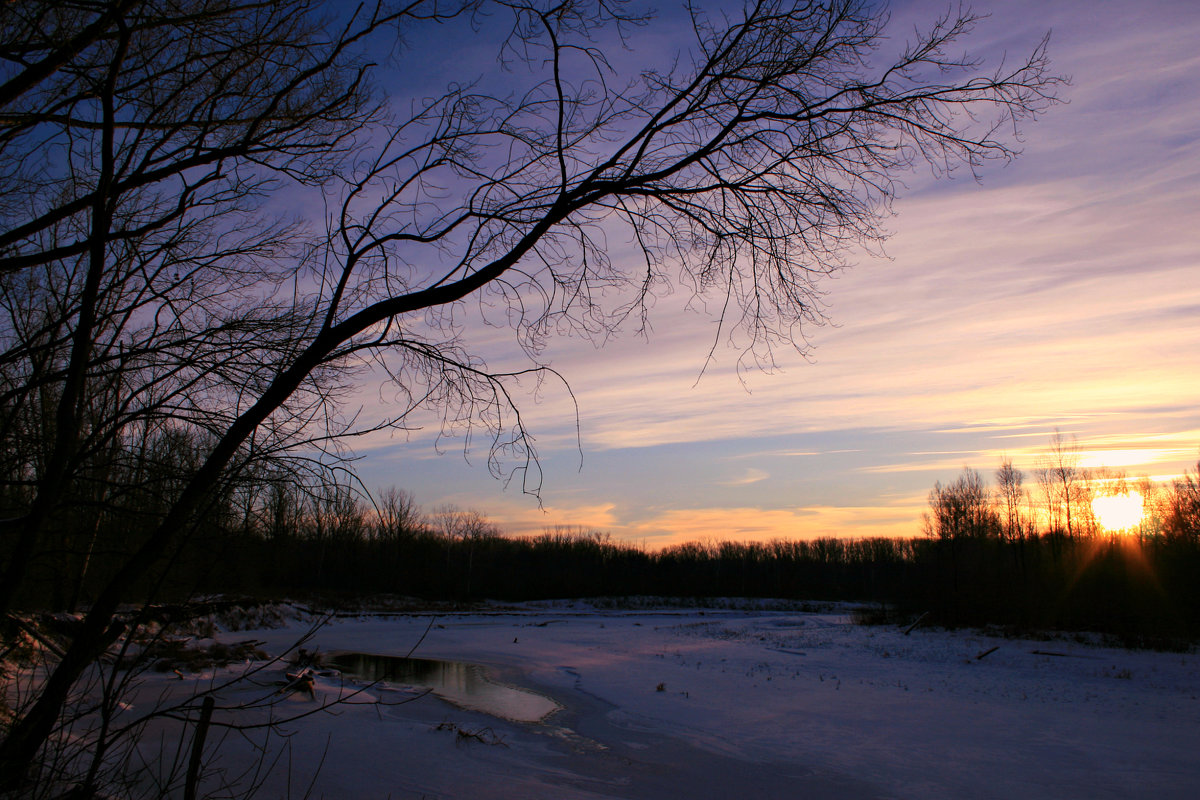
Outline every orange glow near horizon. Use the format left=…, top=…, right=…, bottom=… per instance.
left=1079, top=449, right=1181, bottom=469
left=1092, top=492, right=1145, bottom=532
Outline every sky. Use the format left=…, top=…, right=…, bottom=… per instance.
left=346, top=0, right=1200, bottom=546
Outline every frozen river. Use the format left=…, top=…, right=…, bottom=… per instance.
left=145, top=601, right=1200, bottom=799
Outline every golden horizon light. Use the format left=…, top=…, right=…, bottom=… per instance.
left=1079, top=449, right=1181, bottom=469
left=1092, top=492, right=1146, bottom=532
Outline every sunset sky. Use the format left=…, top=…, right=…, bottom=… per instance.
left=351, top=0, right=1200, bottom=546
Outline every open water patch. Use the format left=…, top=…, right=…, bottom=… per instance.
left=330, top=652, right=560, bottom=723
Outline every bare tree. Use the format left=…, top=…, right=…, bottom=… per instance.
left=1034, top=464, right=1056, bottom=534
left=0, top=0, right=1064, bottom=787
left=0, top=0, right=479, bottom=618
left=1164, top=461, right=1200, bottom=540
left=1037, top=430, right=1093, bottom=539
left=924, top=467, right=1000, bottom=541
left=0, top=0, right=472, bottom=784
left=431, top=506, right=500, bottom=542
left=431, top=505, right=500, bottom=596
left=995, top=457, right=1026, bottom=540
left=372, top=486, right=426, bottom=542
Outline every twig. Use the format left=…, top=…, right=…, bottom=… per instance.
left=403, top=615, right=438, bottom=659
left=975, top=645, right=999, bottom=660
left=903, top=612, right=929, bottom=636
left=1030, top=649, right=1101, bottom=660
left=434, top=721, right=508, bottom=747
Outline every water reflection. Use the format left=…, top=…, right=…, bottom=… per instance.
left=330, top=653, right=559, bottom=723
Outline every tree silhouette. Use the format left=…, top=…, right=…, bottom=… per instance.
left=924, top=467, right=1000, bottom=541
left=0, top=0, right=1063, bottom=787
left=995, top=458, right=1026, bottom=540
left=1037, top=430, right=1095, bottom=539
left=1164, top=461, right=1200, bottom=540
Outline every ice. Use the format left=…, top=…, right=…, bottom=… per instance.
left=139, top=602, right=1200, bottom=799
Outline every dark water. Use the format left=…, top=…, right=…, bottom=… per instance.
left=329, top=652, right=559, bottom=723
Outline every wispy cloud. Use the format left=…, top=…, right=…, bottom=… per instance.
left=351, top=0, right=1200, bottom=543
left=618, top=500, right=928, bottom=548
left=719, top=468, right=770, bottom=486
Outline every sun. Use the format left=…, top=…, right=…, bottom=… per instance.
left=1092, top=492, right=1145, bottom=532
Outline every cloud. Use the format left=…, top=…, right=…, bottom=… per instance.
left=463, top=499, right=623, bottom=540
left=354, top=1, right=1200, bottom=466
left=619, top=500, right=927, bottom=549
left=858, top=458, right=982, bottom=476
left=345, top=0, right=1200, bottom=543
left=719, top=468, right=770, bottom=486
left=1077, top=449, right=1190, bottom=470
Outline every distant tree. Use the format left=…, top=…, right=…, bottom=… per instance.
left=307, top=481, right=367, bottom=543
left=1163, top=461, right=1200, bottom=540
left=262, top=478, right=304, bottom=543
left=924, top=467, right=1001, bottom=541
left=373, top=486, right=426, bottom=541
left=1036, top=430, right=1093, bottom=538
left=995, top=458, right=1026, bottom=540
left=431, top=506, right=500, bottom=542
left=539, top=524, right=614, bottom=551
left=431, top=505, right=500, bottom=596
left=0, top=0, right=1064, bottom=787
left=1134, top=474, right=1167, bottom=538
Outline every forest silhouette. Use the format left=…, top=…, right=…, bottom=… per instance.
left=14, top=438, right=1198, bottom=649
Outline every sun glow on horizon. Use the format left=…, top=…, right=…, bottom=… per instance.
left=1079, top=449, right=1180, bottom=469
left=1092, top=492, right=1146, bottom=532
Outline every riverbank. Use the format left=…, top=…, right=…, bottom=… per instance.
left=153, top=600, right=1197, bottom=798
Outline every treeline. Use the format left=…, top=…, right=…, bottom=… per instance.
left=5, top=426, right=1200, bottom=644
left=922, top=431, right=1199, bottom=542
left=892, top=433, right=1200, bottom=643
left=200, top=486, right=1200, bottom=645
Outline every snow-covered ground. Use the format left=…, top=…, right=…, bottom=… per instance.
left=140, top=602, right=1200, bottom=798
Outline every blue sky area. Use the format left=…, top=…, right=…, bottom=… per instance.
left=343, top=0, right=1200, bottom=545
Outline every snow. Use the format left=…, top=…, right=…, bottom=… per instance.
left=138, top=602, right=1200, bottom=798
